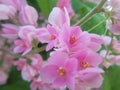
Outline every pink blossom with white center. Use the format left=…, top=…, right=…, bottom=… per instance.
left=76, top=68, right=104, bottom=89
left=57, top=0, right=75, bottom=17
left=19, top=5, right=38, bottom=26
left=14, top=58, right=27, bottom=71
left=13, top=39, right=32, bottom=55
left=73, top=48, right=102, bottom=70
left=21, top=64, right=37, bottom=82
left=41, top=52, right=78, bottom=90
left=0, top=4, right=16, bottom=20
left=1, top=24, right=19, bottom=39
left=0, top=71, right=8, bottom=85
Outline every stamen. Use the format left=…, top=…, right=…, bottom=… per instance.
left=58, top=67, right=66, bottom=76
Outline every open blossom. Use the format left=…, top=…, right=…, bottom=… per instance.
left=73, top=48, right=102, bottom=70
left=59, top=25, right=90, bottom=53
left=41, top=52, right=78, bottom=90
left=37, top=25, right=59, bottom=51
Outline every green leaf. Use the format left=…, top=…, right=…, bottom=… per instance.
left=107, top=65, right=120, bottom=90
left=72, top=0, right=106, bottom=35
left=102, top=73, right=111, bottom=90
left=36, top=0, right=58, bottom=18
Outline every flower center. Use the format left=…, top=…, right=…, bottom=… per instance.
left=49, top=34, right=56, bottom=40
left=69, top=35, right=76, bottom=44
left=58, top=67, right=66, bottom=76
left=20, top=43, right=26, bottom=48
left=81, top=61, right=90, bottom=68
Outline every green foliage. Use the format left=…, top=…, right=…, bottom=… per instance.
left=28, top=0, right=57, bottom=18
left=72, top=0, right=106, bottom=35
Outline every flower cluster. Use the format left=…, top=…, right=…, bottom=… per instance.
left=0, top=0, right=120, bottom=90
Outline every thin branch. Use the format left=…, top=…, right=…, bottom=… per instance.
left=74, top=0, right=107, bottom=26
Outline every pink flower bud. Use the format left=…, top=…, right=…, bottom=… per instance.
left=19, top=5, right=38, bottom=26
left=0, top=71, right=8, bottom=85
left=0, top=4, right=16, bottom=20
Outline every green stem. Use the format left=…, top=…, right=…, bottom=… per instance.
left=74, top=0, right=107, bottom=26
left=26, top=45, right=46, bottom=56
left=104, top=27, right=108, bottom=35
left=0, top=45, right=46, bottom=59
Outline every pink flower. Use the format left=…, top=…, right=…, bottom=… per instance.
left=73, top=48, right=102, bottom=70
left=107, top=21, right=120, bottom=34
left=41, top=52, right=78, bottom=90
left=30, top=77, right=53, bottom=90
left=109, top=0, right=120, bottom=19
left=112, top=39, right=120, bottom=53
left=101, top=35, right=111, bottom=46
left=19, top=5, right=38, bottom=26
left=1, top=0, right=27, bottom=10
left=13, top=39, right=32, bottom=55
left=0, top=71, right=8, bottom=85
left=2, top=23, right=19, bottom=39
left=88, top=34, right=102, bottom=51
left=29, top=54, right=43, bottom=70
left=108, top=55, right=120, bottom=65
left=59, top=25, right=90, bottom=53
left=0, top=4, right=16, bottom=20
left=48, top=7, right=70, bottom=29
left=18, top=25, right=37, bottom=43
left=14, top=58, right=27, bottom=71
left=21, top=65, right=37, bottom=82
left=37, top=25, right=58, bottom=51
left=57, top=0, right=74, bottom=17
left=76, top=68, right=104, bottom=89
